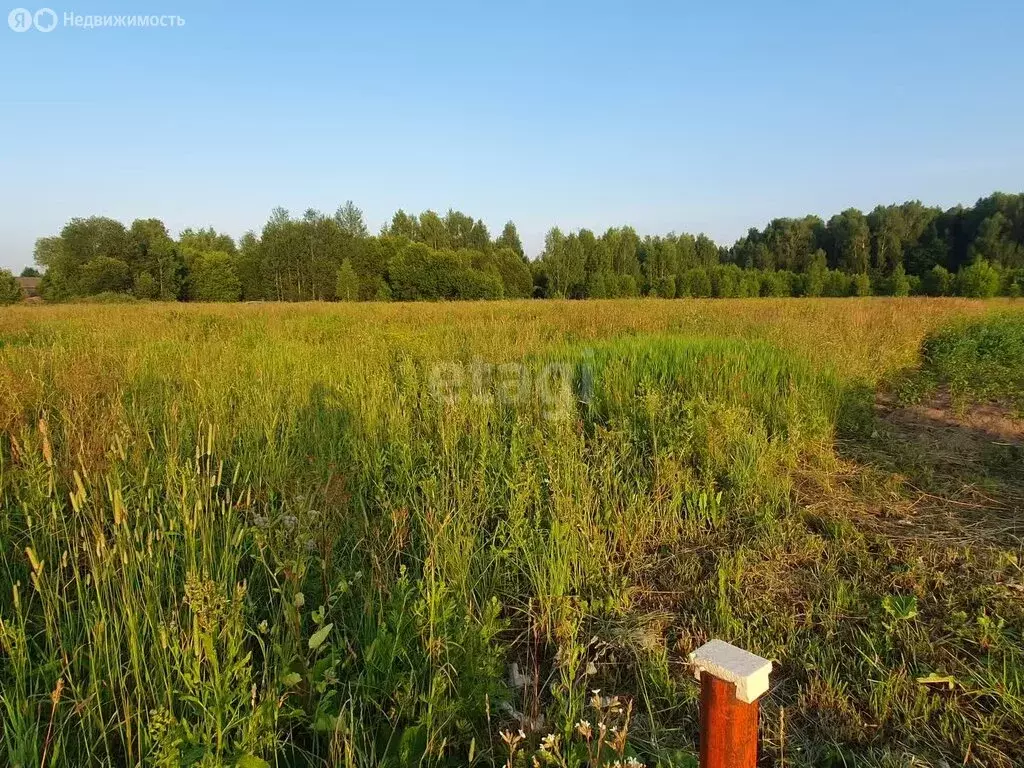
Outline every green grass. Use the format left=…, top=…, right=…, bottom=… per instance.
left=0, top=299, right=1022, bottom=767
left=908, top=314, right=1024, bottom=414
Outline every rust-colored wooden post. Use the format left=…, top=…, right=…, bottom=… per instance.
left=689, top=640, right=772, bottom=768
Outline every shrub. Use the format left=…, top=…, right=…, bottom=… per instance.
left=79, top=291, right=138, bottom=304
left=586, top=271, right=609, bottom=298
left=459, top=268, right=504, bottom=300
left=802, top=266, right=826, bottom=297
left=822, top=270, right=853, bottom=297
left=759, top=270, right=792, bottom=297
left=652, top=274, right=676, bottom=298
left=372, top=279, right=392, bottom=302
left=190, top=251, right=241, bottom=302
left=709, top=265, right=742, bottom=297
left=0, top=269, right=21, bottom=305
left=918, top=314, right=1024, bottom=412
left=923, top=265, right=954, bottom=296
left=888, top=265, right=911, bottom=297
left=956, top=259, right=1001, bottom=298
left=852, top=273, right=872, bottom=297
left=678, top=268, right=711, bottom=297
left=615, top=273, right=640, bottom=298
left=133, top=271, right=159, bottom=299
left=1001, top=268, right=1023, bottom=298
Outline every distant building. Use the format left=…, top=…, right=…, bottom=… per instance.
left=16, top=277, right=41, bottom=298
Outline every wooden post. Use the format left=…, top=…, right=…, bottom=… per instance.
left=689, top=640, right=772, bottom=768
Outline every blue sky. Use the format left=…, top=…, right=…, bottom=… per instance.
left=2, top=0, right=1023, bottom=270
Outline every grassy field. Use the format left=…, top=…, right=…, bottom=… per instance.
left=1, top=298, right=1022, bottom=768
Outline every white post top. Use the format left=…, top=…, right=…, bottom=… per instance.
left=689, top=639, right=772, bottom=704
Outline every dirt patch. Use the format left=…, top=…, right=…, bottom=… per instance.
left=877, top=389, right=1024, bottom=447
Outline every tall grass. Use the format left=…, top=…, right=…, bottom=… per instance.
left=1, top=298, right=1022, bottom=767
left=914, top=313, right=1024, bottom=413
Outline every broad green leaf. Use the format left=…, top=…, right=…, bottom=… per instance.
left=308, top=622, right=333, bottom=650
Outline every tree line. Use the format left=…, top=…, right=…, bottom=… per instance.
left=4, top=192, right=1023, bottom=305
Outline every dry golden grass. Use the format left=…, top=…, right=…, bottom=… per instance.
left=1, top=297, right=1022, bottom=768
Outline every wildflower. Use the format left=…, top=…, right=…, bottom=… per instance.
left=611, top=725, right=628, bottom=755
left=540, top=733, right=560, bottom=752
left=500, top=728, right=525, bottom=764
left=575, top=719, right=592, bottom=739
left=500, top=729, right=525, bottom=748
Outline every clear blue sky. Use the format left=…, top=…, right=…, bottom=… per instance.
left=2, top=0, right=1023, bottom=270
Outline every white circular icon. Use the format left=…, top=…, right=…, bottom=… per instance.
left=8, top=7, right=33, bottom=31
left=34, top=7, right=56, bottom=31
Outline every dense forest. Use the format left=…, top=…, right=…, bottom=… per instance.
left=6, top=192, right=1024, bottom=303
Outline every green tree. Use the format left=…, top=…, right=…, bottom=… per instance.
left=759, top=270, right=792, bottom=297
left=178, top=227, right=237, bottom=255
left=541, top=228, right=585, bottom=298
left=585, top=270, right=609, bottom=298
left=803, top=250, right=828, bottom=296
left=387, top=242, right=447, bottom=300
left=0, top=269, right=22, bottom=304
left=34, top=217, right=131, bottom=297
left=335, top=259, right=359, bottom=301
left=969, top=213, right=1023, bottom=268
left=694, top=234, right=720, bottom=267
left=679, top=268, right=712, bottom=297
left=236, top=232, right=267, bottom=300
left=19, top=267, right=41, bottom=278
left=385, top=210, right=418, bottom=240
left=133, top=272, right=159, bottom=299
left=922, top=265, right=953, bottom=296
left=131, top=218, right=182, bottom=300
left=334, top=201, right=368, bottom=238
left=956, top=259, right=1001, bottom=298
left=883, top=264, right=911, bottom=296
left=417, top=210, right=449, bottom=249
left=653, top=274, right=676, bottom=298
left=190, top=251, right=241, bottom=302
left=822, top=270, right=854, bottom=297
left=81, top=257, right=132, bottom=295
left=827, top=209, right=871, bottom=273
left=490, top=247, right=533, bottom=298
left=458, top=268, right=503, bottom=299
left=496, top=221, right=525, bottom=258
